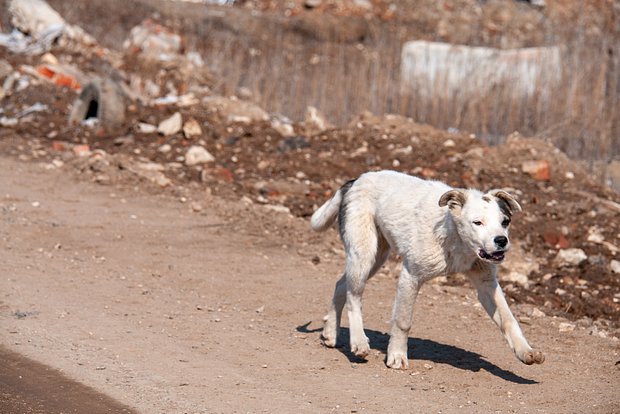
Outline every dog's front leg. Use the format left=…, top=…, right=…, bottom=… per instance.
left=386, top=265, right=420, bottom=369
left=468, top=267, right=545, bottom=365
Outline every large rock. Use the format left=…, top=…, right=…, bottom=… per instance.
left=9, top=0, right=95, bottom=45
left=400, top=41, right=561, bottom=101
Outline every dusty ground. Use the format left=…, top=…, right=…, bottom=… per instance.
left=1, top=155, right=619, bottom=413
left=1, top=0, right=619, bottom=411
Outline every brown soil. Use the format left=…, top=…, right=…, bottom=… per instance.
left=1, top=1, right=619, bottom=411
left=0, top=0, right=618, bottom=327
left=1, top=153, right=619, bottom=413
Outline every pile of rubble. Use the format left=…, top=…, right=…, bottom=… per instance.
left=0, top=0, right=618, bottom=329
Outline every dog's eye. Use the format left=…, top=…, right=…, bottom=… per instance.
left=502, top=219, right=511, bottom=227
left=472, top=220, right=483, bottom=226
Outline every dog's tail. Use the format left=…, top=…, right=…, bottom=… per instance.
left=310, top=189, right=343, bottom=232
left=311, top=179, right=356, bottom=232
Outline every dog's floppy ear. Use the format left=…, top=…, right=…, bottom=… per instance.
left=439, top=189, right=467, bottom=212
left=488, top=189, right=522, bottom=215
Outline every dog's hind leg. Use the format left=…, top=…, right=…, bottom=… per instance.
left=386, top=263, right=420, bottom=369
left=344, top=229, right=390, bottom=358
left=322, top=273, right=347, bottom=348
left=467, top=266, right=545, bottom=365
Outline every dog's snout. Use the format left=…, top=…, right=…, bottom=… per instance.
left=494, top=236, right=508, bottom=249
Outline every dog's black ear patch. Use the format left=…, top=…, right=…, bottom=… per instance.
left=487, top=189, right=522, bottom=215
left=439, top=189, right=466, bottom=210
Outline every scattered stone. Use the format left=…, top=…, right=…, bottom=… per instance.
left=137, top=122, right=157, bottom=134
left=113, top=135, right=134, bottom=146
left=304, top=0, right=322, bottom=8
left=158, top=112, right=183, bottom=136
left=558, top=322, right=575, bottom=332
left=203, top=95, right=269, bottom=124
left=304, top=106, right=331, bottom=133
left=124, top=19, right=183, bottom=61
left=521, top=160, right=551, bottom=181
left=553, top=248, right=587, bottom=267
left=277, top=136, right=310, bottom=153
left=136, top=162, right=165, bottom=172
left=152, top=94, right=199, bottom=107
left=611, top=260, right=620, bottom=274
left=443, top=139, right=456, bottom=147
left=158, top=144, right=172, bottom=153
left=183, top=118, right=202, bottom=138
left=255, top=305, right=265, bottom=313
left=263, top=204, right=291, bottom=214
left=185, top=145, right=215, bottom=166
left=531, top=308, right=546, bottom=318
left=587, top=226, right=605, bottom=244
left=190, top=201, right=203, bottom=212
left=0, top=117, right=18, bottom=127
left=271, top=117, right=296, bottom=137
left=501, top=271, right=529, bottom=287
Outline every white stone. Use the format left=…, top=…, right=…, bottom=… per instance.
left=501, top=271, right=529, bottom=287
left=553, top=248, right=587, bottom=267
left=558, top=322, right=575, bottom=333
left=185, top=145, right=214, bottom=166
left=157, top=112, right=182, bottom=136
left=587, top=226, right=605, bottom=244
left=158, top=144, right=172, bottom=153
left=271, top=118, right=295, bottom=137
left=136, top=122, right=156, bottom=133
left=304, top=106, right=330, bottom=132
left=611, top=260, right=620, bottom=274
left=183, top=118, right=202, bottom=138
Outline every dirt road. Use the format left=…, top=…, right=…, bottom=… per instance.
left=0, top=155, right=618, bottom=413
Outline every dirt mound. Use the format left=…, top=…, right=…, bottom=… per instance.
left=0, top=0, right=618, bottom=328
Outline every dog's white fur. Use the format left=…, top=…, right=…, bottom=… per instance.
left=312, top=170, right=544, bottom=369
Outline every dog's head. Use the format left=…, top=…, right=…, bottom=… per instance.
left=439, top=188, right=521, bottom=264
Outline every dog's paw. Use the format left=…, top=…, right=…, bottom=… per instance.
left=321, top=333, right=337, bottom=348
left=519, top=349, right=545, bottom=365
left=350, top=340, right=370, bottom=358
left=386, top=351, right=409, bottom=370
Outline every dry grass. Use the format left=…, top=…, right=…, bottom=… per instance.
left=192, top=4, right=618, bottom=163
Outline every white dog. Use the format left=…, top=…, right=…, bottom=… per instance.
left=311, top=170, right=544, bottom=369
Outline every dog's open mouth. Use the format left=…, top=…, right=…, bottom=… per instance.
left=478, top=249, right=505, bottom=263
